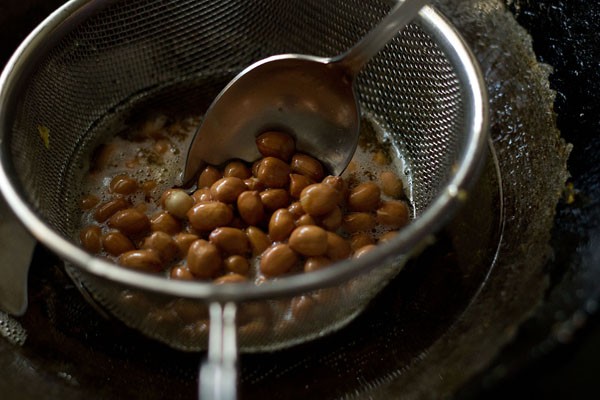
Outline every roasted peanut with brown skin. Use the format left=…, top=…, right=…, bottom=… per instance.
left=223, top=160, right=252, bottom=179
left=246, top=226, right=271, bottom=256
left=260, top=189, right=290, bottom=211
left=170, top=264, right=195, bottom=280
left=379, top=171, right=404, bottom=198
left=150, top=211, right=182, bottom=235
left=288, top=225, right=328, bottom=257
left=187, top=202, right=233, bottom=231
left=342, top=212, right=376, bottom=233
left=350, top=232, right=374, bottom=251
left=93, top=197, right=129, bottom=222
left=237, top=191, right=264, bottom=226
left=102, top=231, right=135, bottom=256
left=353, top=244, right=377, bottom=259
left=268, top=208, right=295, bottom=242
left=325, top=231, right=352, bottom=261
left=192, top=188, right=213, bottom=203
left=320, top=206, right=342, bottom=231
left=256, top=157, right=290, bottom=188
left=80, top=225, right=102, bottom=253
left=209, top=227, right=250, bottom=255
left=141, top=231, right=178, bottom=262
left=376, top=200, right=409, bottom=228
left=187, top=239, right=222, bottom=279
left=300, top=183, right=338, bottom=216
left=173, top=233, right=199, bottom=258
left=224, top=255, right=250, bottom=275
left=198, top=165, right=222, bottom=188
left=348, top=182, right=381, bottom=212
left=291, top=153, right=324, bottom=182
left=108, top=208, right=150, bottom=236
left=304, top=256, right=332, bottom=273
left=260, top=243, right=298, bottom=277
left=256, top=131, right=296, bottom=162
left=80, top=194, right=99, bottom=211
left=210, top=177, right=246, bottom=203
left=119, top=249, right=162, bottom=272
left=109, top=174, right=138, bottom=195
left=289, top=174, right=313, bottom=198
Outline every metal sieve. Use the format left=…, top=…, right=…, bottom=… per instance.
left=0, top=0, right=487, bottom=398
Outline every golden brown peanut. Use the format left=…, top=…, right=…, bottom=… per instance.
left=93, top=197, right=129, bottom=222
left=348, top=182, right=381, bottom=212
left=288, top=225, right=328, bottom=256
left=224, top=255, right=250, bottom=275
left=319, top=205, right=342, bottom=231
left=192, top=187, right=213, bottom=203
left=289, top=174, right=313, bottom=198
left=223, top=160, right=252, bottom=179
left=141, top=231, right=178, bottom=262
left=80, top=194, right=99, bottom=211
left=256, top=131, right=296, bottom=161
left=210, top=177, right=246, bottom=203
left=380, top=171, right=404, bottom=198
left=376, top=200, right=410, bottom=228
left=209, top=227, right=250, bottom=255
left=326, top=231, right=352, bottom=261
left=246, top=226, right=271, bottom=256
left=134, top=202, right=148, bottom=214
left=287, top=201, right=305, bottom=218
left=214, top=273, right=248, bottom=284
left=109, top=174, right=138, bottom=195
left=268, top=208, right=295, bottom=242
left=342, top=212, right=376, bottom=233
left=350, top=232, right=375, bottom=250
left=353, top=244, right=377, bottom=259
left=118, top=249, right=162, bottom=272
left=322, top=175, right=347, bottom=204
left=187, top=202, right=233, bottom=231
left=80, top=225, right=102, bottom=253
left=296, top=214, right=317, bottom=226
left=150, top=211, right=182, bottom=235
left=304, top=256, right=332, bottom=273
left=163, top=189, right=194, bottom=218
left=256, top=157, right=290, bottom=188
left=170, top=264, right=195, bottom=280
left=102, top=231, right=135, bottom=256
left=372, top=150, right=389, bottom=165
left=260, top=243, right=298, bottom=277
left=237, top=191, right=264, bottom=226
left=260, top=189, right=290, bottom=211
left=378, top=230, right=398, bottom=243
left=300, top=183, right=338, bottom=216
left=198, top=165, right=222, bottom=188
left=291, top=153, right=325, bottom=181
left=173, top=232, right=199, bottom=258
left=108, top=208, right=150, bottom=236
left=187, top=239, right=222, bottom=279
left=227, top=216, right=247, bottom=230
left=243, top=177, right=265, bottom=192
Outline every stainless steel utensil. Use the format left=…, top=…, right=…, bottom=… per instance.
left=183, top=0, right=428, bottom=184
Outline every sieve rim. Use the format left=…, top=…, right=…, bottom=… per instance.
left=0, top=1, right=488, bottom=302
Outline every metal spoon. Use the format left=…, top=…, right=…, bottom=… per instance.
left=183, top=0, right=428, bottom=184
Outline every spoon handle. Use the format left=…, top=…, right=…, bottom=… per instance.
left=337, top=0, right=429, bottom=76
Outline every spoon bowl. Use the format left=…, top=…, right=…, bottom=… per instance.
left=183, top=55, right=359, bottom=183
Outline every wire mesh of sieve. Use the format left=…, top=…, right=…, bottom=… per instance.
left=0, top=0, right=486, bottom=352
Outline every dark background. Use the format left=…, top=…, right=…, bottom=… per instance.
left=1, top=0, right=599, bottom=398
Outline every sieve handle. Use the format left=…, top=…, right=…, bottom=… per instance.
left=0, top=195, right=35, bottom=316
left=199, top=302, right=238, bottom=400
left=336, top=0, right=428, bottom=77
